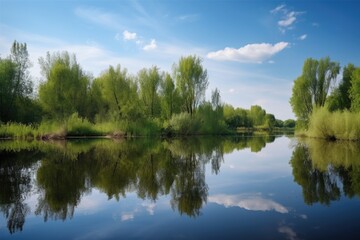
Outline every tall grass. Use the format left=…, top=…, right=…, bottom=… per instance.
left=305, top=107, right=360, bottom=140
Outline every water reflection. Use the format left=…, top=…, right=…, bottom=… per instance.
left=290, top=138, right=360, bottom=205
left=208, top=193, right=288, bottom=213
left=0, top=134, right=276, bottom=234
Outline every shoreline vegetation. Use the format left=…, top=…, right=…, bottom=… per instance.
left=291, top=57, right=360, bottom=141
left=0, top=116, right=294, bottom=140
left=0, top=41, right=295, bottom=140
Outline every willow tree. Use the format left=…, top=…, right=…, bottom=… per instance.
left=138, top=66, right=161, bottom=118
left=160, top=73, right=179, bottom=119
left=173, top=55, right=208, bottom=116
left=98, top=65, right=140, bottom=121
left=290, top=57, right=340, bottom=128
left=38, top=52, right=89, bottom=120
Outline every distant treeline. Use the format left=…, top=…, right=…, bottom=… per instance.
left=290, top=57, right=360, bottom=140
left=0, top=41, right=294, bottom=138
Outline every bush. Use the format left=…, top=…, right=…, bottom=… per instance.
left=306, top=107, right=360, bottom=140
left=168, top=112, right=200, bottom=135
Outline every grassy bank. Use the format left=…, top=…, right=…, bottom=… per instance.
left=297, top=107, right=360, bottom=141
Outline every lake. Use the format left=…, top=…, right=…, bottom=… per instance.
left=1, top=134, right=360, bottom=239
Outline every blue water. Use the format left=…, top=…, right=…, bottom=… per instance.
left=1, top=135, right=360, bottom=239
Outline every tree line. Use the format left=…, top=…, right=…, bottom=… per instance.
left=290, top=57, right=360, bottom=131
left=0, top=41, right=293, bottom=136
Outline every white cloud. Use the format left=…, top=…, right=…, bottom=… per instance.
left=121, top=212, right=134, bottom=221
left=143, top=39, right=157, bottom=51
left=207, top=42, right=289, bottom=63
left=208, top=193, right=289, bottom=213
left=142, top=202, right=156, bottom=215
left=271, top=5, right=304, bottom=33
left=123, top=30, right=137, bottom=41
left=299, top=34, right=307, bottom=40
left=278, top=225, right=299, bottom=240
left=278, top=12, right=296, bottom=27
left=270, top=4, right=286, bottom=14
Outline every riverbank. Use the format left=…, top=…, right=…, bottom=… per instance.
left=295, top=108, right=360, bottom=141
left=0, top=120, right=294, bottom=140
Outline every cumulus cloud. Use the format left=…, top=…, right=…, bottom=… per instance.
left=208, top=193, right=289, bottom=213
left=123, top=30, right=137, bottom=40
left=143, top=39, right=157, bottom=51
left=299, top=34, right=307, bottom=40
left=207, top=42, right=289, bottom=63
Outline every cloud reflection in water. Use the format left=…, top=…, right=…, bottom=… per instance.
left=208, top=193, right=288, bottom=213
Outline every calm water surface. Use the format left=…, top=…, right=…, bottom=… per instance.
left=1, top=135, right=360, bottom=239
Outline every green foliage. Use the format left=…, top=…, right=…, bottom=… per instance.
left=283, top=119, right=296, bottom=128
left=98, top=65, right=141, bottom=121
left=1, top=41, right=289, bottom=138
left=168, top=112, right=200, bottom=135
left=174, top=55, right=208, bottom=115
left=38, top=52, right=90, bottom=120
left=305, top=107, right=360, bottom=140
left=160, top=73, right=180, bottom=119
left=327, top=64, right=356, bottom=111
left=350, top=67, right=360, bottom=112
left=249, top=105, right=266, bottom=126
left=196, top=102, right=227, bottom=134
left=0, top=41, right=35, bottom=123
left=138, top=66, right=161, bottom=118
left=223, top=104, right=252, bottom=129
left=290, top=57, right=340, bottom=128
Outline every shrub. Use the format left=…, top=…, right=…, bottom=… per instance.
left=306, top=107, right=360, bottom=140
left=168, top=112, right=200, bottom=135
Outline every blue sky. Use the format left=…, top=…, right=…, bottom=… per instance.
left=1, top=0, right=360, bottom=120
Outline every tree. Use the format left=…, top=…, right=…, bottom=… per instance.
left=290, top=57, right=340, bottom=128
left=138, top=66, right=161, bottom=118
left=98, top=65, right=140, bottom=121
left=160, top=73, right=179, bottom=119
left=0, top=58, right=17, bottom=122
left=173, top=55, right=208, bottom=116
left=327, top=63, right=356, bottom=111
left=9, top=41, right=33, bottom=100
left=249, top=105, right=266, bottom=126
left=0, top=41, right=36, bottom=123
left=350, top=67, right=360, bottom=112
left=38, top=52, right=90, bottom=120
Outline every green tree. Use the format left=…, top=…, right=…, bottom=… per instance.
left=160, top=73, right=179, bottom=119
left=98, top=65, right=140, bottom=121
left=138, top=66, right=161, bottom=118
left=0, top=41, right=35, bottom=123
left=350, top=67, right=360, bottom=112
left=173, top=55, right=208, bottom=116
left=327, top=63, right=356, bottom=111
left=290, top=57, right=340, bottom=128
left=249, top=105, right=266, bottom=126
left=38, top=52, right=90, bottom=120
left=0, top=58, right=17, bottom=122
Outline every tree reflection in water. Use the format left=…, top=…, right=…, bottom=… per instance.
left=0, top=134, right=276, bottom=233
left=290, top=138, right=360, bottom=205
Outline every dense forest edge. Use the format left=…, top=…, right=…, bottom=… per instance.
left=0, top=41, right=295, bottom=140
left=290, top=57, right=360, bottom=141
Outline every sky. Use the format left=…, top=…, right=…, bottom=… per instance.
left=1, top=0, right=360, bottom=120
